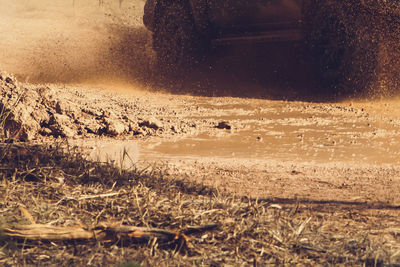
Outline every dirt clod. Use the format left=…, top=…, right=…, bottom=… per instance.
left=139, top=117, right=163, bottom=130
left=104, top=117, right=128, bottom=136
left=5, top=77, right=14, bottom=84
left=215, top=121, right=231, bottom=130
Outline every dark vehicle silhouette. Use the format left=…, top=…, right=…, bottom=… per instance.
left=143, top=0, right=400, bottom=94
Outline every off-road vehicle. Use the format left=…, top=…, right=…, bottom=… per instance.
left=143, top=0, right=400, bottom=93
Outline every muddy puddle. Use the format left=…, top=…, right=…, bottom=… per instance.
left=82, top=98, right=400, bottom=167
left=144, top=107, right=399, bottom=165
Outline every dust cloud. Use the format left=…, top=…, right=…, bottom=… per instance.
left=1, top=0, right=400, bottom=99
left=0, top=0, right=153, bottom=85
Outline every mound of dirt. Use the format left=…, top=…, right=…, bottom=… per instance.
left=0, top=71, right=209, bottom=142
left=0, top=72, right=137, bottom=141
left=0, top=72, right=43, bottom=141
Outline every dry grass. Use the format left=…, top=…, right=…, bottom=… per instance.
left=1, top=141, right=400, bottom=266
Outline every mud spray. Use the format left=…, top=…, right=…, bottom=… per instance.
left=0, top=0, right=153, bottom=87
left=1, top=0, right=400, bottom=99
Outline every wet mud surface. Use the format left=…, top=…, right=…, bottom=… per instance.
left=142, top=98, right=400, bottom=165
left=53, top=85, right=400, bottom=204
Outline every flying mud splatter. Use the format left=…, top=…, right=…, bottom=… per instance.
left=0, top=0, right=153, bottom=85
left=1, top=0, right=399, bottom=99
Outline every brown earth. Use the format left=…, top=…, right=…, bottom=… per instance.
left=2, top=0, right=400, bottom=265
left=3, top=70, right=400, bottom=265
left=3, top=73, right=400, bottom=203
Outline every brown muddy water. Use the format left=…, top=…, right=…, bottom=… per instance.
left=83, top=98, right=400, bottom=168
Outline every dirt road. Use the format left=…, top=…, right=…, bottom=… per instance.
left=41, top=84, right=399, bottom=205
left=3, top=76, right=399, bottom=206
left=1, top=0, right=400, bottom=204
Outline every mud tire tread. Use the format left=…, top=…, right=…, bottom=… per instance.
left=304, top=1, right=380, bottom=96
left=153, top=0, right=204, bottom=75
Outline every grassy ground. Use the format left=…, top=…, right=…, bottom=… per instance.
left=1, top=141, right=400, bottom=266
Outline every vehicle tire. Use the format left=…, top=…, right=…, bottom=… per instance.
left=152, top=0, right=206, bottom=76
left=304, top=1, right=380, bottom=96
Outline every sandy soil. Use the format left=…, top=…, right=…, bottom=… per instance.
left=2, top=1, right=400, bottom=257
left=2, top=76, right=400, bottom=205
left=0, top=0, right=151, bottom=84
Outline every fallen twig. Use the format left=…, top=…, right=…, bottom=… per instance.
left=3, top=222, right=219, bottom=251
left=78, top=192, right=120, bottom=200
